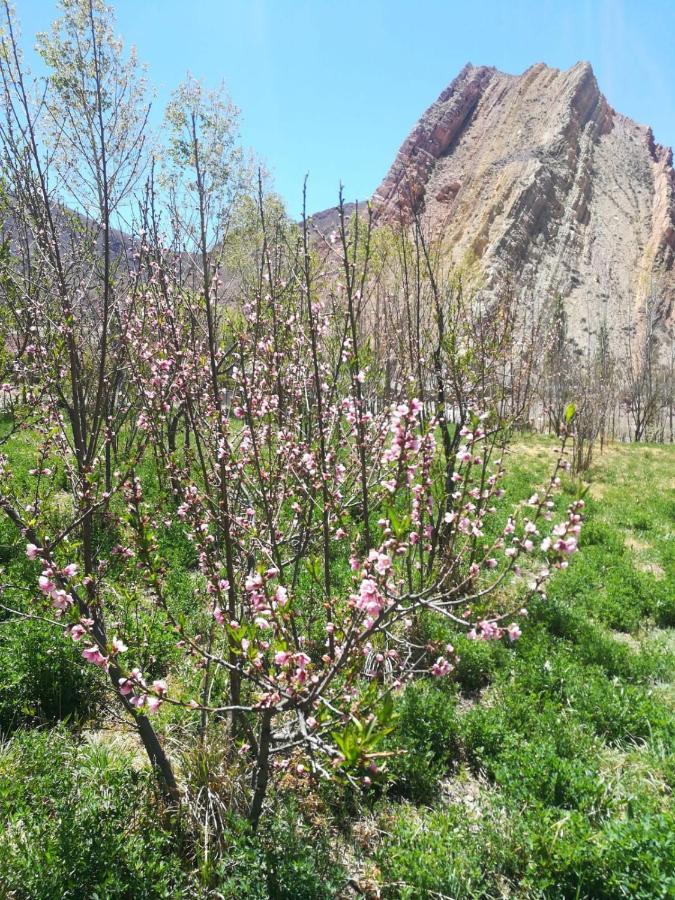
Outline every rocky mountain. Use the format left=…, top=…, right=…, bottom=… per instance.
left=370, top=62, right=675, bottom=348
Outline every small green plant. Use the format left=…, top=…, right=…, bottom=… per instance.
left=385, top=679, right=460, bottom=803
left=0, top=620, right=102, bottom=735
left=0, top=729, right=192, bottom=899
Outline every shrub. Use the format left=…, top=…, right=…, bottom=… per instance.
left=0, top=729, right=192, bottom=899
left=453, top=633, right=508, bottom=693
left=385, top=679, right=460, bottom=803
left=0, top=619, right=102, bottom=735
left=461, top=692, right=603, bottom=812
left=375, top=801, right=526, bottom=899
left=522, top=807, right=675, bottom=899
left=261, top=800, right=346, bottom=899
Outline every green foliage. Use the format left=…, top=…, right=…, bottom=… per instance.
left=385, top=679, right=460, bottom=803
left=453, top=633, right=508, bottom=692
left=461, top=685, right=605, bottom=812
left=376, top=800, right=526, bottom=899
left=0, top=619, right=102, bottom=735
left=521, top=807, right=675, bottom=899
left=261, top=801, right=346, bottom=900
left=197, top=814, right=268, bottom=898
left=377, top=800, right=675, bottom=899
left=332, top=687, right=397, bottom=778
left=0, top=729, right=192, bottom=899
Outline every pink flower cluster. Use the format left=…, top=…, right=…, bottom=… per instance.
left=119, top=669, right=168, bottom=712
left=30, top=544, right=78, bottom=615
left=356, top=578, right=385, bottom=618
left=467, top=620, right=521, bottom=642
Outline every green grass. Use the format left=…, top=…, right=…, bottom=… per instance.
left=0, top=435, right=673, bottom=897
left=358, top=438, right=675, bottom=898
left=0, top=728, right=193, bottom=899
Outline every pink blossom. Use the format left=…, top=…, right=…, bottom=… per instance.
left=38, top=575, right=56, bottom=594
left=478, top=620, right=501, bottom=641
left=431, top=656, right=452, bottom=677
left=112, top=637, right=128, bottom=654
left=245, top=573, right=263, bottom=592
left=51, top=590, right=73, bottom=611
left=61, top=563, right=78, bottom=578
left=507, top=623, right=522, bottom=642
left=356, top=578, right=384, bottom=617
left=26, top=543, right=40, bottom=560
left=373, top=553, right=392, bottom=576
left=118, top=678, right=133, bottom=696
left=213, top=607, right=225, bottom=624
left=554, top=537, right=578, bottom=555
left=129, top=668, right=147, bottom=688
left=274, top=651, right=291, bottom=666
left=70, top=624, right=87, bottom=642
left=81, top=645, right=108, bottom=668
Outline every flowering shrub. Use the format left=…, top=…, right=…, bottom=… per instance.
left=2, top=281, right=584, bottom=822
left=0, top=0, right=585, bottom=830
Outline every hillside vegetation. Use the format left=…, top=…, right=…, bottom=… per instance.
left=1, top=436, right=673, bottom=899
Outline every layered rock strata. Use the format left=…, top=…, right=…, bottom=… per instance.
left=372, top=62, right=675, bottom=347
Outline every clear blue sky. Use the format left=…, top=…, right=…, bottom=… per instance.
left=17, top=0, right=675, bottom=217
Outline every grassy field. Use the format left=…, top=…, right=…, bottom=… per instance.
left=352, top=438, right=675, bottom=899
left=0, top=437, right=673, bottom=899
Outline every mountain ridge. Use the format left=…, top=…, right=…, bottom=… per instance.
left=349, top=61, right=675, bottom=347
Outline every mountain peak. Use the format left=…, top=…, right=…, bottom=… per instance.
left=371, top=61, right=674, bottom=347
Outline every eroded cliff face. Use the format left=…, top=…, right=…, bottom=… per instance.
left=372, top=62, right=675, bottom=348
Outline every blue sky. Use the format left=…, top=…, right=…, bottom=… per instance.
left=17, top=0, right=675, bottom=217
